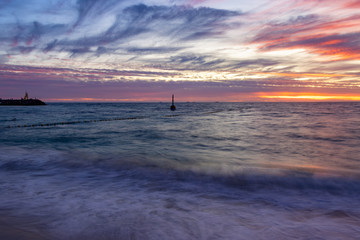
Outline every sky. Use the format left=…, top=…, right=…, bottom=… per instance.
left=1, top=0, right=360, bottom=102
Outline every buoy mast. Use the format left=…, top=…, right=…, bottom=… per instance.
left=170, top=94, right=176, bottom=111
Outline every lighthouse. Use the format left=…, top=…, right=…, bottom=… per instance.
left=170, top=94, right=176, bottom=111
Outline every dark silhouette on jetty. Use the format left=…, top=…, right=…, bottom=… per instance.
left=0, top=92, right=46, bottom=106
left=170, top=94, right=176, bottom=111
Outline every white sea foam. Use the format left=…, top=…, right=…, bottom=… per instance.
left=0, top=148, right=359, bottom=239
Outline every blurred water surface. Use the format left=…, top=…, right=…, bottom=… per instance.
left=0, top=102, right=359, bottom=239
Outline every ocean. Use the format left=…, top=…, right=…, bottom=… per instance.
left=0, top=102, right=359, bottom=239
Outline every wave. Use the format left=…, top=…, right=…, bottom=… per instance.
left=1, top=147, right=360, bottom=240
left=1, top=147, right=359, bottom=197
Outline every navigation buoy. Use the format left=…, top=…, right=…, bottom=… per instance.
left=170, top=94, right=176, bottom=111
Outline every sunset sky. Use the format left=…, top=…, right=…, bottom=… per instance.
left=1, top=0, right=360, bottom=102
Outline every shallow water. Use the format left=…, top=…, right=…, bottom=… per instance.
left=0, top=102, right=360, bottom=239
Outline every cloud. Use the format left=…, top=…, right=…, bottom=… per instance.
left=69, top=47, right=91, bottom=57
left=1, top=0, right=360, bottom=102
left=2, top=63, right=359, bottom=102
left=251, top=14, right=319, bottom=46
left=228, top=59, right=279, bottom=70
left=126, top=47, right=184, bottom=54
left=2, top=72, right=356, bottom=102
left=0, top=64, right=180, bottom=83
left=19, top=2, right=238, bottom=62
left=0, top=73, right=282, bottom=101
left=165, top=54, right=280, bottom=71
left=1, top=1, right=240, bottom=64
left=71, top=0, right=126, bottom=31
left=345, top=0, right=360, bottom=8
left=91, top=3, right=240, bottom=45
left=169, top=54, right=225, bottom=70
left=251, top=10, right=360, bottom=60
left=43, top=39, right=58, bottom=53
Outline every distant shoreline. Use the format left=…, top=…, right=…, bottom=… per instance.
left=0, top=99, right=46, bottom=106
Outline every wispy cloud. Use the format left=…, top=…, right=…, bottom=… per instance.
left=250, top=1, right=360, bottom=61
left=2, top=1, right=240, bottom=61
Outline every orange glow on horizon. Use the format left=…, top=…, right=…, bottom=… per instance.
left=46, top=92, right=360, bottom=103
left=258, top=92, right=360, bottom=101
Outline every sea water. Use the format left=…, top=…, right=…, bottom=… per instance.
left=0, top=102, right=359, bottom=239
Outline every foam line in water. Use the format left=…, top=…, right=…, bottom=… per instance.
left=5, top=116, right=148, bottom=129
left=3, top=108, right=228, bottom=129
